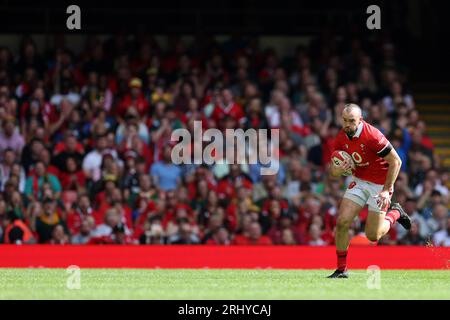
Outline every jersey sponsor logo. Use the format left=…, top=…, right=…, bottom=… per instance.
left=351, top=151, right=369, bottom=167
left=352, top=152, right=362, bottom=163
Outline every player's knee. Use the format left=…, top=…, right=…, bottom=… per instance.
left=365, top=230, right=381, bottom=242
left=336, top=216, right=352, bottom=232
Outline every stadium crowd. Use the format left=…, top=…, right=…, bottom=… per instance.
left=0, top=32, right=448, bottom=246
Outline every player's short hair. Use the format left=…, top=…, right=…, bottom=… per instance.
left=343, top=103, right=362, bottom=117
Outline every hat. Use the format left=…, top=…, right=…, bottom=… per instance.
left=129, top=78, right=142, bottom=88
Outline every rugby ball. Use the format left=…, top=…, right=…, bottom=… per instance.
left=331, top=150, right=354, bottom=176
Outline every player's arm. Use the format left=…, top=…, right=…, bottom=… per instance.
left=329, top=163, right=341, bottom=177
left=380, top=144, right=402, bottom=193
left=329, top=135, right=351, bottom=178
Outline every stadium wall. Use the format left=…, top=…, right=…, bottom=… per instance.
left=0, top=245, right=448, bottom=269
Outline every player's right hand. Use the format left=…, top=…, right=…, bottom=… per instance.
left=331, top=157, right=353, bottom=177
left=340, top=158, right=353, bottom=172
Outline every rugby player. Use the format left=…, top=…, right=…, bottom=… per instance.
left=328, top=104, right=412, bottom=278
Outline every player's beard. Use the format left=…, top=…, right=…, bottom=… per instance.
left=344, top=127, right=355, bottom=138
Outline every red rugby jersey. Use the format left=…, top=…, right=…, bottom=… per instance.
left=333, top=120, right=391, bottom=185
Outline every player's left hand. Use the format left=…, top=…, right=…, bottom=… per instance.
left=373, top=190, right=391, bottom=211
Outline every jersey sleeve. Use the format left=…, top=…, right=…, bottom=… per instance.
left=367, top=127, right=392, bottom=157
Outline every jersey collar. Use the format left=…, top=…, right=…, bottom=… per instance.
left=354, top=121, right=364, bottom=138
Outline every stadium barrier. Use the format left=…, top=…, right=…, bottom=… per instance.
left=0, top=245, right=448, bottom=269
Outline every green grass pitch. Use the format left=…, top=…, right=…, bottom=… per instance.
left=0, top=269, right=449, bottom=299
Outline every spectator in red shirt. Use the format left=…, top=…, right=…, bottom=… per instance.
left=206, top=227, right=231, bottom=245
left=187, top=165, right=218, bottom=201
left=296, top=195, right=322, bottom=235
left=52, top=131, right=85, bottom=170
left=305, top=223, right=327, bottom=246
left=216, top=164, right=253, bottom=200
left=410, top=120, right=434, bottom=152
left=225, top=186, right=259, bottom=233
left=49, top=224, right=69, bottom=244
left=232, top=222, right=273, bottom=245
left=211, top=88, right=245, bottom=128
left=47, top=99, right=76, bottom=139
left=173, top=81, right=196, bottom=114
left=165, top=204, right=199, bottom=238
left=280, top=229, right=298, bottom=245
left=96, top=187, right=133, bottom=230
left=320, top=121, right=340, bottom=167
left=66, top=194, right=97, bottom=235
left=91, top=207, right=130, bottom=240
left=59, top=156, right=86, bottom=193
left=116, top=78, right=150, bottom=121
left=267, top=215, right=304, bottom=245
left=20, top=87, right=55, bottom=140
